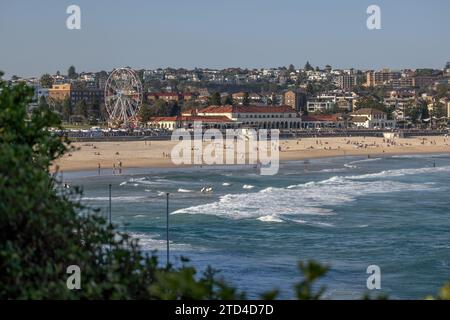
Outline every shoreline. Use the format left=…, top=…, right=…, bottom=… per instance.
left=53, top=135, right=450, bottom=173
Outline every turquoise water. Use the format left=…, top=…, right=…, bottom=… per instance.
left=65, top=154, right=450, bottom=299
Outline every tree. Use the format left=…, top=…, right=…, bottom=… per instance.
left=40, top=73, right=53, bottom=88
left=169, top=102, right=181, bottom=116
left=209, top=92, right=222, bottom=106
left=322, top=103, right=339, bottom=115
left=153, top=99, right=170, bottom=117
left=68, top=65, right=77, bottom=79
left=354, top=96, right=386, bottom=112
left=74, top=99, right=88, bottom=119
left=430, top=102, right=446, bottom=118
left=420, top=102, right=430, bottom=120
left=306, top=83, right=315, bottom=95
left=53, top=101, right=63, bottom=114
left=139, top=103, right=153, bottom=122
left=288, top=64, right=295, bottom=72
left=38, top=96, right=49, bottom=109
left=242, top=92, right=250, bottom=106
left=435, top=84, right=448, bottom=99
left=223, top=95, right=233, bottom=105
left=304, top=61, right=314, bottom=71
left=61, top=97, right=72, bottom=122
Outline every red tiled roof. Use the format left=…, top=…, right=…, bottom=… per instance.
left=302, top=115, right=341, bottom=122
left=149, top=117, right=177, bottom=122
left=149, top=116, right=233, bottom=123
left=198, top=105, right=296, bottom=114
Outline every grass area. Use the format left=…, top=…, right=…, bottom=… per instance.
left=62, top=123, right=107, bottom=130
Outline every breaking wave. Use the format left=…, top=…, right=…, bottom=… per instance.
left=172, top=169, right=434, bottom=221
left=83, top=196, right=148, bottom=202
left=129, top=232, right=193, bottom=251
left=347, top=165, right=450, bottom=180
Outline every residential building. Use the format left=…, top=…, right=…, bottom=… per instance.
left=34, top=86, right=49, bottom=101
left=349, top=108, right=396, bottom=129
left=306, top=98, right=337, bottom=113
left=301, top=114, right=346, bottom=129
left=232, top=92, right=248, bottom=105
left=413, top=76, right=439, bottom=88
left=70, top=88, right=104, bottom=107
left=147, top=92, right=181, bottom=103
left=283, top=90, right=306, bottom=111
left=338, top=73, right=357, bottom=91
left=365, top=69, right=401, bottom=87
left=383, top=90, right=417, bottom=120
left=48, top=84, right=71, bottom=104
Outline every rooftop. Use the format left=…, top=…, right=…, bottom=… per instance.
left=198, top=105, right=296, bottom=114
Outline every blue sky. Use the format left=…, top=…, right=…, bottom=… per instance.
left=0, top=0, right=449, bottom=78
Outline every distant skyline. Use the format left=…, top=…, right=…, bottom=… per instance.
left=1, top=0, right=449, bottom=78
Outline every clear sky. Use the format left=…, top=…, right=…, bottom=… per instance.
left=0, top=0, right=449, bottom=78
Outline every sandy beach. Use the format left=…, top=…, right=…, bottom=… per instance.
left=53, top=135, right=450, bottom=172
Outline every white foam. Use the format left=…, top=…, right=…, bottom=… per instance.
left=243, top=184, right=254, bottom=189
left=178, top=188, right=193, bottom=193
left=257, top=214, right=284, bottom=223
left=348, top=158, right=382, bottom=165
left=288, top=219, right=334, bottom=228
left=347, top=165, right=450, bottom=180
left=315, top=168, right=346, bottom=173
left=129, top=232, right=193, bottom=251
left=222, top=182, right=231, bottom=186
left=83, top=196, right=148, bottom=202
left=119, top=181, right=127, bottom=186
left=173, top=173, right=434, bottom=222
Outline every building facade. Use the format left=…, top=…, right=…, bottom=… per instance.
left=349, top=108, right=396, bottom=129
left=70, top=88, right=104, bottom=107
left=149, top=105, right=302, bottom=130
left=48, top=84, right=71, bottom=104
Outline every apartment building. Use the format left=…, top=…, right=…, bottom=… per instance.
left=365, top=69, right=401, bottom=87
left=48, top=84, right=71, bottom=104
left=283, top=90, right=306, bottom=111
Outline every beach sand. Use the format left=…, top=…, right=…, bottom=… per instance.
left=53, top=135, right=450, bottom=172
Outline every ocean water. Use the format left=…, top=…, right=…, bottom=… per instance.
left=64, top=154, right=450, bottom=299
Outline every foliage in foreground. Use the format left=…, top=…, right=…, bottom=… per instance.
left=0, top=72, right=449, bottom=299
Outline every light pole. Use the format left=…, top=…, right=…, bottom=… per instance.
left=108, top=184, right=112, bottom=225
left=166, top=192, right=170, bottom=267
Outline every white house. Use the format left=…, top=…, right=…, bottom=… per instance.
left=349, top=108, right=396, bottom=129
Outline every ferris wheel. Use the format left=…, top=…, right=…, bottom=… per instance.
left=104, top=68, right=142, bottom=127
